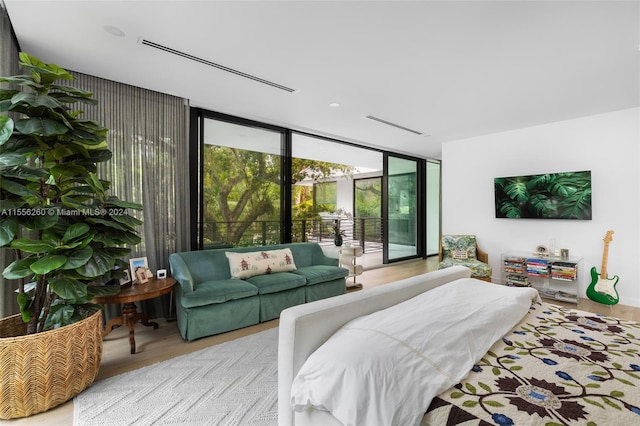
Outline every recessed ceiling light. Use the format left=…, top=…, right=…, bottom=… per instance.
left=104, top=25, right=125, bottom=37
left=329, top=102, right=340, bottom=108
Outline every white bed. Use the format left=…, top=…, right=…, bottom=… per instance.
left=277, top=265, right=474, bottom=426
left=279, top=265, right=640, bottom=426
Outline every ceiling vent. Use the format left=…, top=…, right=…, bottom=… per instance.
left=139, top=39, right=296, bottom=93
left=365, top=115, right=423, bottom=135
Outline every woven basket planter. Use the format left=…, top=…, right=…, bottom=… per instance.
left=0, top=309, right=103, bottom=419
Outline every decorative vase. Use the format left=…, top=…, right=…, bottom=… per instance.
left=0, top=310, right=103, bottom=419
left=334, top=234, right=343, bottom=246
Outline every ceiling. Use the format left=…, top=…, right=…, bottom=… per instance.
left=3, top=0, right=639, bottom=160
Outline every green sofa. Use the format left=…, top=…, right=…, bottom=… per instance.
left=168, top=242, right=348, bottom=341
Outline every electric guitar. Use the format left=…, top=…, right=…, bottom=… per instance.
left=586, top=230, right=619, bottom=305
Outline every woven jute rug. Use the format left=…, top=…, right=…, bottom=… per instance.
left=73, top=327, right=278, bottom=426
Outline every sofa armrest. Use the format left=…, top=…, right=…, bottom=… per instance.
left=313, top=247, right=339, bottom=266
left=318, top=255, right=338, bottom=267
left=168, top=253, right=196, bottom=293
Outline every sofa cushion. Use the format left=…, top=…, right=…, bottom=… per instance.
left=246, top=272, right=306, bottom=295
left=226, top=249, right=297, bottom=279
left=181, top=279, right=258, bottom=308
left=292, top=265, right=349, bottom=285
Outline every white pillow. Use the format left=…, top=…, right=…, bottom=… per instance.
left=225, top=248, right=297, bottom=279
left=451, top=250, right=468, bottom=260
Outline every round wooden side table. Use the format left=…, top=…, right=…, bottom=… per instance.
left=92, top=277, right=176, bottom=354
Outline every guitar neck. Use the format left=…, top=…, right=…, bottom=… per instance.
left=600, top=238, right=611, bottom=279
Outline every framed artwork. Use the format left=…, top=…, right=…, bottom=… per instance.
left=494, top=170, right=592, bottom=220
left=129, top=257, right=153, bottom=284
left=118, top=269, right=132, bottom=286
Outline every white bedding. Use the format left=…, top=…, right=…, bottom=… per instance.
left=290, top=278, right=540, bottom=426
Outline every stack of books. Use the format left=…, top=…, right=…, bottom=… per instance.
left=526, top=258, right=550, bottom=278
left=503, top=256, right=526, bottom=274
left=506, top=274, right=530, bottom=287
left=551, top=262, right=578, bottom=281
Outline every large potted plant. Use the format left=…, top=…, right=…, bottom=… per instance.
left=0, top=53, right=142, bottom=419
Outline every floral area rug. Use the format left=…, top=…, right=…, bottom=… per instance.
left=423, top=302, right=640, bottom=426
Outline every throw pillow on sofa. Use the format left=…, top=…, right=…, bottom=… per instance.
left=226, top=249, right=297, bottom=279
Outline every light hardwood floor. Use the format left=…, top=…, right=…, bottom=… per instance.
left=3, top=257, right=639, bottom=425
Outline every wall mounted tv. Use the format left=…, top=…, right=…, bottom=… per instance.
left=494, top=170, right=592, bottom=220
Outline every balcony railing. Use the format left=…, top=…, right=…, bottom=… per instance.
left=201, top=217, right=383, bottom=253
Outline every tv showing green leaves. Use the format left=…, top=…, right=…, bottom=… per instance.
left=494, top=171, right=592, bottom=220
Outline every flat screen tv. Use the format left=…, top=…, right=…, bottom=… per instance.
left=494, top=170, right=592, bottom=220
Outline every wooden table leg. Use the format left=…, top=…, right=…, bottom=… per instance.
left=103, top=302, right=159, bottom=354
left=102, top=315, right=124, bottom=337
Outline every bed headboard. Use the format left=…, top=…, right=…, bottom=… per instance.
left=277, top=265, right=472, bottom=425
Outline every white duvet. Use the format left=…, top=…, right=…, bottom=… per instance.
left=290, top=278, right=540, bottom=426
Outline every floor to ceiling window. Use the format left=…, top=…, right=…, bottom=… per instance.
left=191, top=108, right=438, bottom=266
left=385, top=154, right=422, bottom=262
left=291, top=133, right=384, bottom=267
left=193, top=112, right=286, bottom=249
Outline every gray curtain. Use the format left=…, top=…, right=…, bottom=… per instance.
left=0, top=5, right=22, bottom=319
left=69, top=72, right=190, bottom=319
left=0, top=9, right=190, bottom=321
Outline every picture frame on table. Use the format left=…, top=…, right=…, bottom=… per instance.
left=135, top=267, right=149, bottom=284
left=118, top=269, right=132, bottom=286
left=129, top=257, right=153, bottom=284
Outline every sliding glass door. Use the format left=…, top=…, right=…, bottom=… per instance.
left=291, top=133, right=383, bottom=267
left=384, top=154, right=422, bottom=262
left=191, top=108, right=438, bottom=263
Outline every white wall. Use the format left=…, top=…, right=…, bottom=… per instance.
left=336, top=177, right=354, bottom=214
left=441, top=108, right=640, bottom=307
